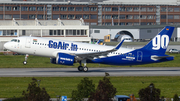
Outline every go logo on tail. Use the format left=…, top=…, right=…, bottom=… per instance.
left=152, top=35, right=169, bottom=50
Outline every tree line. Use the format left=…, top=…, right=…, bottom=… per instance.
left=3, top=76, right=180, bottom=101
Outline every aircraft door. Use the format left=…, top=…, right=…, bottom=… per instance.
left=137, top=51, right=143, bottom=62
left=25, top=38, right=31, bottom=48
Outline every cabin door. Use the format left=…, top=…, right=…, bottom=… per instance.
left=137, top=51, right=143, bottom=62
left=25, top=38, right=31, bottom=48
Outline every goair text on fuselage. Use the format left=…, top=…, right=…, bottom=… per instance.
left=48, top=40, right=78, bottom=51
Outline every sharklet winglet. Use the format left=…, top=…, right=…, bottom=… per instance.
left=114, top=39, right=124, bottom=50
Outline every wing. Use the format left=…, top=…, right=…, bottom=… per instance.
left=75, top=39, right=124, bottom=60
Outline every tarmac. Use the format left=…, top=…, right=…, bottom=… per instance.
left=0, top=67, right=180, bottom=77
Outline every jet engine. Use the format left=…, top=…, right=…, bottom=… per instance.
left=50, top=53, right=75, bottom=65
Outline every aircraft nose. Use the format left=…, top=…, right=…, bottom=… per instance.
left=4, top=42, right=10, bottom=50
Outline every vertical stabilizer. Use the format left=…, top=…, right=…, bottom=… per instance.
left=142, top=26, right=174, bottom=54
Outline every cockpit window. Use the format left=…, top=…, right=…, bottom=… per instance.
left=11, top=39, right=17, bottom=42
left=11, top=39, right=20, bottom=43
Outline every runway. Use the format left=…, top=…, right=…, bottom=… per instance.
left=0, top=67, right=180, bottom=77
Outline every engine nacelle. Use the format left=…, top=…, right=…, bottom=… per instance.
left=50, top=53, right=75, bottom=65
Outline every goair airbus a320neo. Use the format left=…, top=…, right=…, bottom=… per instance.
left=4, top=26, right=174, bottom=72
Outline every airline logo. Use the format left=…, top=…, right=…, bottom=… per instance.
left=122, top=53, right=135, bottom=61
left=60, top=57, right=73, bottom=61
left=152, top=35, right=169, bottom=50
left=49, top=40, right=78, bottom=51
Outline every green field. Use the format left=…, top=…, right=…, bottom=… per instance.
left=1, top=77, right=180, bottom=98
left=0, top=54, right=180, bottom=98
left=0, top=53, right=180, bottom=68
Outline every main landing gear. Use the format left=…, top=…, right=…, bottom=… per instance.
left=23, top=54, right=29, bottom=65
left=78, top=60, right=88, bottom=72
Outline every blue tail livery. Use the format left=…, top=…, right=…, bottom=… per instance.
left=4, top=26, right=175, bottom=72
left=142, top=26, right=174, bottom=54
left=98, top=26, right=174, bottom=65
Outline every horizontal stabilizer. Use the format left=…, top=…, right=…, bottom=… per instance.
left=151, top=55, right=174, bottom=61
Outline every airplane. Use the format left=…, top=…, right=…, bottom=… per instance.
left=4, top=26, right=174, bottom=72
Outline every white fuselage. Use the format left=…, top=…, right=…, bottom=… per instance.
left=4, top=36, right=134, bottom=58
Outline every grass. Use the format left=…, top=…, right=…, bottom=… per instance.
left=0, top=53, right=180, bottom=68
left=0, top=53, right=180, bottom=98
left=1, top=77, right=180, bottom=98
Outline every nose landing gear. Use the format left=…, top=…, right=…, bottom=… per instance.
left=23, top=54, right=29, bottom=65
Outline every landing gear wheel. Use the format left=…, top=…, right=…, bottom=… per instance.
left=23, top=61, right=27, bottom=65
left=83, top=66, right=88, bottom=72
left=78, top=66, right=83, bottom=71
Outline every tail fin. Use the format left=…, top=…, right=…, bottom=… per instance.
left=142, top=26, right=174, bottom=54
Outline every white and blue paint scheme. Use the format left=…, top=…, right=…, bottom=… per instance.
left=4, top=26, right=174, bottom=72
